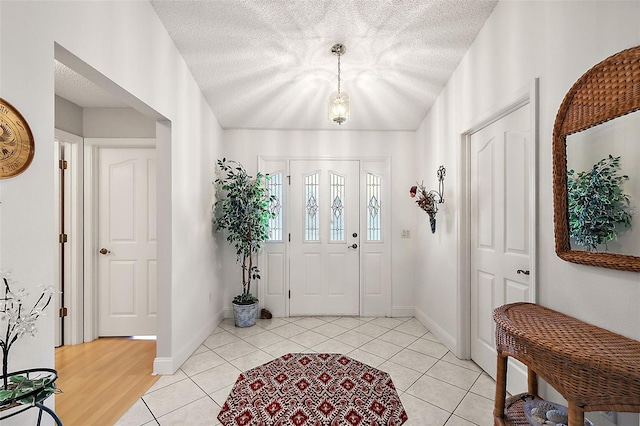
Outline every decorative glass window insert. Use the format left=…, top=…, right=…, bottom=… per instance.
left=304, top=173, right=320, bottom=241
left=267, top=172, right=283, bottom=241
left=367, top=173, right=382, bottom=241
left=330, top=173, right=345, bottom=241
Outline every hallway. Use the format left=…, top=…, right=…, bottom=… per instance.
left=117, top=316, right=495, bottom=426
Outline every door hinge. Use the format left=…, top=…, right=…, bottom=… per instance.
left=59, top=307, right=68, bottom=318
left=288, top=233, right=291, bottom=242
left=287, top=175, right=291, bottom=185
left=59, top=160, right=68, bottom=170
left=59, top=233, right=68, bottom=244
left=288, top=290, right=291, bottom=299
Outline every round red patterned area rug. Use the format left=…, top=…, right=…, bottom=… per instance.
left=217, top=353, right=408, bottom=426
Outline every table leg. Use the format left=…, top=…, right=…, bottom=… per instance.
left=527, top=366, right=538, bottom=396
left=568, top=403, right=585, bottom=426
left=494, top=353, right=508, bottom=420
left=35, top=403, right=63, bottom=426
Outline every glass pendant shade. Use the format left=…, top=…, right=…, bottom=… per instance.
left=328, top=91, right=350, bottom=125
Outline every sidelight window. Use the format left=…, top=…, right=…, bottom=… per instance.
left=267, top=172, right=283, bottom=241
left=366, top=173, right=382, bottom=241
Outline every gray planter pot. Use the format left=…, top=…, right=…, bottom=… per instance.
left=232, top=302, right=258, bottom=327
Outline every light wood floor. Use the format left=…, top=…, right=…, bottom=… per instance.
left=55, top=338, right=160, bottom=426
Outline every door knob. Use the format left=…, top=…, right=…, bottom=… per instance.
left=516, top=269, right=530, bottom=275
left=99, top=248, right=111, bottom=255
left=348, top=243, right=358, bottom=249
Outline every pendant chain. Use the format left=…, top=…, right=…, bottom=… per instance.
left=337, top=53, right=341, bottom=96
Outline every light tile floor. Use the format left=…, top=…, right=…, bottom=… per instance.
left=117, top=316, right=496, bottom=426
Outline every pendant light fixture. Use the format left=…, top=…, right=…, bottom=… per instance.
left=328, top=43, right=350, bottom=125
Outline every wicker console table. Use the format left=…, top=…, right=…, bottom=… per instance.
left=493, top=302, right=640, bottom=426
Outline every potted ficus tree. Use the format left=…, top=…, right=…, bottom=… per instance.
left=213, top=159, right=274, bottom=327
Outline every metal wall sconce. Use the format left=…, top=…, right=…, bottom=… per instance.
left=410, top=165, right=446, bottom=233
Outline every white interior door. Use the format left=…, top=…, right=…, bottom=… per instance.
left=54, top=130, right=85, bottom=346
left=98, top=146, right=157, bottom=336
left=470, top=104, right=532, bottom=389
left=289, top=160, right=360, bottom=316
left=54, top=140, right=68, bottom=347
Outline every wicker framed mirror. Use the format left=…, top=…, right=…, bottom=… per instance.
left=553, top=45, right=640, bottom=272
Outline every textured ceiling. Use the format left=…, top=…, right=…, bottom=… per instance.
left=54, top=61, right=129, bottom=108
left=55, top=1, right=498, bottom=131
left=150, top=0, right=498, bottom=131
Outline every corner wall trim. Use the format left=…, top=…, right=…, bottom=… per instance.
left=152, top=357, right=174, bottom=376
left=414, top=306, right=457, bottom=356
left=153, top=308, right=224, bottom=375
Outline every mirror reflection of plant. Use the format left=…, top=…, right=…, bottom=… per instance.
left=0, top=274, right=54, bottom=389
left=567, top=155, right=633, bottom=251
left=213, top=159, right=276, bottom=304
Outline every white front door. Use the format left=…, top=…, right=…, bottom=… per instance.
left=289, top=160, right=360, bottom=316
left=470, top=104, right=532, bottom=388
left=97, top=147, right=157, bottom=336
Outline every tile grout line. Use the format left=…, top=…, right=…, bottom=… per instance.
left=140, top=395, right=160, bottom=425
left=445, top=372, right=488, bottom=425
left=150, top=373, right=226, bottom=424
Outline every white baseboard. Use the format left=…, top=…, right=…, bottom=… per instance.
left=391, top=306, right=414, bottom=317
left=152, top=357, right=175, bottom=376
left=153, top=308, right=225, bottom=375
left=414, top=306, right=458, bottom=356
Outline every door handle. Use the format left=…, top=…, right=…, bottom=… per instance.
left=516, top=269, right=530, bottom=276
left=348, top=244, right=358, bottom=249
left=99, top=248, right=111, bottom=255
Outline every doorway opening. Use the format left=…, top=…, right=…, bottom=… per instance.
left=258, top=157, right=392, bottom=319
left=53, top=43, right=171, bottom=373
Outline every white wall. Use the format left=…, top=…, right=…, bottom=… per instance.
left=0, top=1, right=224, bottom=399
left=54, top=100, right=156, bottom=139
left=55, top=95, right=83, bottom=135
left=415, top=0, right=640, bottom=408
left=83, top=107, right=156, bottom=138
left=222, top=129, right=417, bottom=316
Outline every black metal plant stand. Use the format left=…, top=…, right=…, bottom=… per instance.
left=0, top=368, right=62, bottom=426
